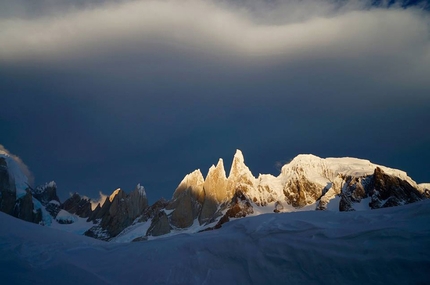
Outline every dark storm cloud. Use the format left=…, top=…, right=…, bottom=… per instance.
left=0, top=0, right=429, bottom=202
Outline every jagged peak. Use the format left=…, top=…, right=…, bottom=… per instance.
left=216, top=158, right=225, bottom=169
left=233, top=149, right=244, bottom=163
left=184, top=169, right=204, bottom=183
left=207, top=159, right=226, bottom=180
left=229, top=149, right=253, bottom=179
left=173, top=169, right=205, bottom=198
left=109, top=188, right=122, bottom=202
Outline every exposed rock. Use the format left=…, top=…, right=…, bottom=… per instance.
left=0, top=157, right=16, bottom=215
left=85, top=185, right=149, bottom=240
left=32, top=181, right=60, bottom=205
left=0, top=156, right=41, bottom=224
left=146, top=211, right=171, bottom=237
left=13, top=190, right=42, bottom=223
left=168, top=170, right=205, bottom=228
left=45, top=200, right=61, bottom=218
left=31, top=181, right=61, bottom=218
left=226, top=150, right=256, bottom=198
left=56, top=218, right=74, bottom=225
left=339, top=176, right=369, bottom=211
left=274, top=201, right=284, bottom=213
left=199, top=150, right=256, bottom=225
left=254, top=175, right=279, bottom=206
left=339, top=193, right=355, bottom=212
left=368, top=167, right=424, bottom=209
left=200, top=159, right=228, bottom=224
left=283, top=174, right=324, bottom=208
left=138, top=198, right=169, bottom=223
left=214, top=190, right=254, bottom=229
left=316, top=181, right=340, bottom=210
left=62, top=193, right=92, bottom=218
left=88, top=199, right=110, bottom=222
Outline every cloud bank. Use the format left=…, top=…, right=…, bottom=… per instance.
left=0, top=0, right=429, bottom=67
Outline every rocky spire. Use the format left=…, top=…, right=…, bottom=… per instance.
left=128, top=184, right=149, bottom=218
left=85, top=185, right=150, bottom=240
left=226, top=149, right=256, bottom=197
left=172, top=169, right=205, bottom=202
left=199, top=159, right=228, bottom=224
left=204, top=159, right=228, bottom=203
left=168, top=169, right=205, bottom=228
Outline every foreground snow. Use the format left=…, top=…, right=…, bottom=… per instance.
left=1, top=201, right=430, bottom=284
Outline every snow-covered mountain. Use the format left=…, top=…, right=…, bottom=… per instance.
left=0, top=149, right=429, bottom=242
left=104, top=150, right=427, bottom=242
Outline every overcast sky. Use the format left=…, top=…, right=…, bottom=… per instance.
left=1, top=0, right=429, bottom=203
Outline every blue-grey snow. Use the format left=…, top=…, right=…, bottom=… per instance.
left=1, top=200, right=429, bottom=284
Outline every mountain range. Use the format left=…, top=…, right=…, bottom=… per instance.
left=1, top=148, right=429, bottom=242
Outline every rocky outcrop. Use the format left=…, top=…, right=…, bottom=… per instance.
left=161, top=153, right=257, bottom=230
left=167, top=170, right=205, bottom=228
left=368, top=167, right=424, bottom=209
left=214, top=190, right=254, bottom=229
left=146, top=211, right=171, bottom=237
left=13, top=191, right=42, bottom=223
left=274, top=201, right=284, bottom=213
left=0, top=155, right=42, bottom=224
left=338, top=176, right=369, bottom=211
left=0, top=157, right=16, bottom=215
left=138, top=198, right=169, bottom=223
left=32, top=181, right=61, bottom=218
left=226, top=150, right=256, bottom=198
left=200, top=159, right=228, bottom=224
left=283, top=174, right=324, bottom=208
left=318, top=167, right=426, bottom=211
left=32, top=181, right=60, bottom=206
left=85, top=184, right=149, bottom=240
left=62, top=193, right=92, bottom=218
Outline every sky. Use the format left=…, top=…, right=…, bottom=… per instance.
left=1, top=0, right=429, bottom=203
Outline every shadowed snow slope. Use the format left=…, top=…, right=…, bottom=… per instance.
left=1, top=200, right=430, bottom=284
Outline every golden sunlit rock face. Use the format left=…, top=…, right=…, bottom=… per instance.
left=200, top=159, right=228, bottom=224
left=169, top=169, right=205, bottom=228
